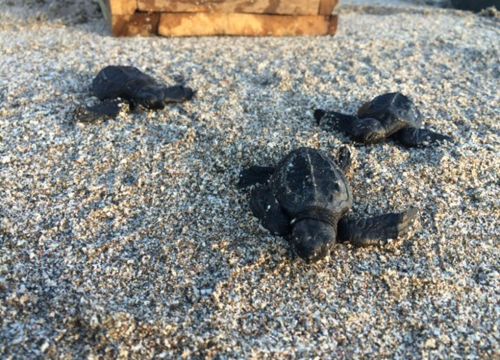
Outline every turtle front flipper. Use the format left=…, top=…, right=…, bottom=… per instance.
left=392, top=127, right=453, bottom=147
left=336, top=146, right=352, bottom=174
left=315, top=110, right=387, bottom=144
left=337, top=208, right=417, bottom=247
left=162, top=85, right=195, bottom=103
left=250, top=185, right=291, bottom=236
left=237, top=166, right=275, bottom=189
left=136, top=85, right=193, bottom=109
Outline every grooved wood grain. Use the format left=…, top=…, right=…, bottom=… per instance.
left=112, top=13, right=160, bottom=36
left=138, top=0, right=321, bottom=15
left=158, top=13, right=337, bottom=36
left=108, top=0, right=137, bottom=15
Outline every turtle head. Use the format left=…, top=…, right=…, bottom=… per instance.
left=291, top=219, right=336, bottom=263
left=135, top=85, right=166, bottom=110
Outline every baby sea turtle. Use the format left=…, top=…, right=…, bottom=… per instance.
left=314, top=92, right=452, bottom=147
left=451, top=0, right=498, bottom=12
left=238, top=147, right=417, bottom=263
left=76, top=65, right=194, bottom=122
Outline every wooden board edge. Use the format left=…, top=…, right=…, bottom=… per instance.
left=111, top=12, right=160, bottom=36
left=319, top=0, right=339, bottom=15
left=138, top=0, right=322, bottom=16
left=158, top=13, right=337, bottom=37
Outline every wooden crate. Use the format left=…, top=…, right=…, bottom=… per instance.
left=100, top=0, right=339, bottom=37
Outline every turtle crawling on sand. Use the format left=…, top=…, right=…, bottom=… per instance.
left=77, top=65, right=194, bottom=122
left=451, top=0, right=498, bottom=12
left=238, top=147, right=417, bottom=263
left=314, top=92, right=452, bottom=147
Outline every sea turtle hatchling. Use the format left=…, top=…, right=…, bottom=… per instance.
left=238, top=147, right=417, bottom=263
left=314, top=92, right=452, bottom=147
left=76, top=65, right=194, bottom=122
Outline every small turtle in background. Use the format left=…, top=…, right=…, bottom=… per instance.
left=76, top=65, right=194, bottom=122
left=451, top=0, right=498, bottom=12
left=238, top=147, right=417, bottom=263
left=315, top=92, right=452, bottom=147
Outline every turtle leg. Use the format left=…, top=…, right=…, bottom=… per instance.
left=392, top=127, right=452, bottom=147
left=337, top=208, right=417, bottom=247
left=237, top=166, right=275, bottom=189
left=133, top=85, right=194, bottom=110
left=336, top=146, right=352, bottom=173
left=74, top=99, right=122, bottom=122
left=315, top=110, right=387, bottom=144
left=249, top=185, right=291, bottom=236
left=162, top=85, right=195, bottom=103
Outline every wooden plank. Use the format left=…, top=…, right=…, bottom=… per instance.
left=112, top=12, right=160, bottom=36
left=108, top=0, right=137, bottom=15
left=158, top=13, right=337, bottom=37
left=139, top=0, right=321, bottom=15
left=318, top=0, right=339, bottom=15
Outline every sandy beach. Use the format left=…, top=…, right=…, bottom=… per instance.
left=0, top=0, right=499, bottom=358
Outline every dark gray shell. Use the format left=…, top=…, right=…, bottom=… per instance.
left=270, top=148, right=352, bottom=218
left=92, top=66, right=164, bottom=102
left=357, top=92, right=423, bottom=136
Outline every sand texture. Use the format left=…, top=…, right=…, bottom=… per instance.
left=0, top=0, right=499, bottom=358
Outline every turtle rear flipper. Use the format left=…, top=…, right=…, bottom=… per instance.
left=315, top=110, right=355, bottom=127
left=337, top=207, right=417, bottom=247
left=316, top=110, right=387, bottom=144
left=75, top=99, right=122, bottom=122
left=392, top=127, right=453, bottom=147
left=250, top=185, right=291, bottom=236
left=237, top=166, right=275, bottom=189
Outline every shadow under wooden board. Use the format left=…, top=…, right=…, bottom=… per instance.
left=101, top=0, right=339, bottom=37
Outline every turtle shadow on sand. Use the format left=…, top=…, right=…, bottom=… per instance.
left=74, top=65, right=195, bottom=123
